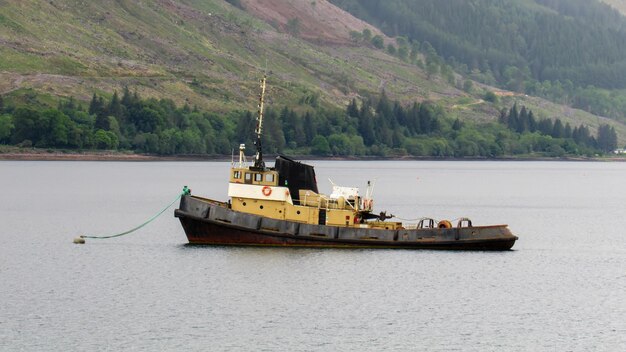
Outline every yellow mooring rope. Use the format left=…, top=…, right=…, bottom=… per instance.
left=73, top=186, right=191, bottom=244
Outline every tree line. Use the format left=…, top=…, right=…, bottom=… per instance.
left=499, top=104, right=617, bottom=154
left=0, top=89, right=237, bottom=154
left=0, top=90, right=620, bottom=157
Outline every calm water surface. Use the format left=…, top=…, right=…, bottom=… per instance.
left=1, top=160, right=625, bottom=351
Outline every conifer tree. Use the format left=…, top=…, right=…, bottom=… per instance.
left=507, top=104, right=519, bottom=131
left=552, top=119, right=564, bottom=138
left=527, top=110, right=537, bottom=132
left=121, top=86, right=133, bottom=108
left=452, top=118, right=463, bottom=130
left=235, top=111, right=255, bottom=146
left=358, top=105, right=375, bottom=145
left=393, top=101, right=407, bottom=127
left=303, top=112, right=315, bottom=144
left=573, top=125, right=591, bottom=146
left=538, top=118, right=554, bottom=136
left=95, top=114, right=110, bottom=131
left=564, top=123, right=573, bottom=139
left=498, top=108, right=508, bottom=125
left=347, top=98, right=359, bottom=118
left=518, top=106, right=528, bottom=133
left=419, top=103, right=436, bottom=134
left=108, top=92, right=124, bottom=121
left=408, top=102, right=421, bottom=135
left=376, top=91, right=392, bottom=121
left=597, top=124, right=618, bottom=152
left=88, top=93, right=101, bottom=115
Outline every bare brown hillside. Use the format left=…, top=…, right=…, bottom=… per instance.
left=241, top=0, right=385, bottom=44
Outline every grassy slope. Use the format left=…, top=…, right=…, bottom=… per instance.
left=0, top=0, right=625, bottom=144
left=0, top=0, right=459, bottom=108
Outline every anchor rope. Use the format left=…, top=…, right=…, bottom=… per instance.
left=81, top=186, right=191, bottom=240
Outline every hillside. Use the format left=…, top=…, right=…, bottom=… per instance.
left=331, top=0, right=626, bottom=128
left=1, top=0, right=625, bottom=147
left=331, top=0, right=626, bottom=89
left=0, top=0, right=422, bottom=110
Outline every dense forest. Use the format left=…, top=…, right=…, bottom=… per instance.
left=332, top=0, right=626, bottom=122
left=0, top=89, right=618, bottom=157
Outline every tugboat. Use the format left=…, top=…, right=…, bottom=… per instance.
left=174, top=76, right=518, bottom=250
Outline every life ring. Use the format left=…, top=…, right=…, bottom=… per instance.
left=262, top=186, right=272, bottom=196
left=438, top=220, right=452, bottom=229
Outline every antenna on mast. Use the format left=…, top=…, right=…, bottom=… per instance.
left=253, top=74, right=267, bottom=170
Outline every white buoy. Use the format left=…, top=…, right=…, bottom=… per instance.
left=73, top=237, right=86, bottom=244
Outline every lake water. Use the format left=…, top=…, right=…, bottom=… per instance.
left=1, top=160, right=625, bottom=351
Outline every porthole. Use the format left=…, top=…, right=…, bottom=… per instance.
left=260, top=205, right=264, bottom=209
left=296, top=210, right=301, bottom=215
left=242, top=202, right=246, bottom=206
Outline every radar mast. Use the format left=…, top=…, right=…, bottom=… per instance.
left=253, top=75, right=267, bottom=170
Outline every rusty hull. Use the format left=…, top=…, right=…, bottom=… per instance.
left=175, top=195, right=518, bottom=250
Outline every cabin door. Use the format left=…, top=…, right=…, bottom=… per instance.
left=318, top=210, right=326, bottom=225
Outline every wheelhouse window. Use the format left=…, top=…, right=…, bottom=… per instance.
left=244, top=173, right=252, bottom=182
left=265, top=174, right=274, bottom=183
left=254, top=173, right=263, bottom=182
left=233, top=170, right=241, bottom=179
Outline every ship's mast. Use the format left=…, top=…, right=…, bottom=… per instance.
left=253, top=75, right=267, bottom=170
left=238, top=144, right=247, bottom=168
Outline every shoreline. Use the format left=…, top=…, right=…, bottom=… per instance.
left=0, top=152, right=222, bottom=162
left=1, top=149, right=625, bottom=162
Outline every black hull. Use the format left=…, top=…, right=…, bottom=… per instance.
left=175, top=196, right=518, bottom=251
